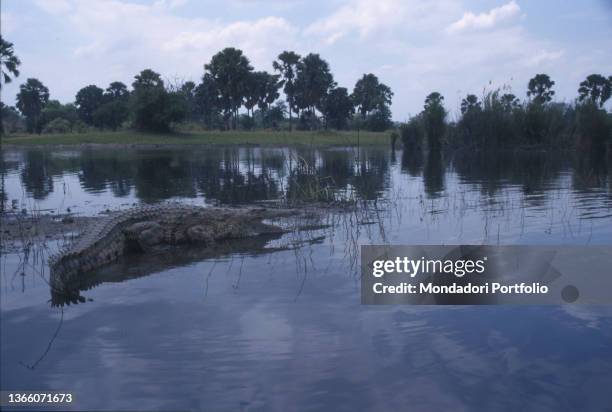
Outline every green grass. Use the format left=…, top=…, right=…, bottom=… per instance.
left=2, top=130, right=391, bottom=146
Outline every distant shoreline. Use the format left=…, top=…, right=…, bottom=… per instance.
left=1, top=130, right=392, bottom=148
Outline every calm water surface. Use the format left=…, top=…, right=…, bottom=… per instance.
left=2, top=146, right=612, bottom=411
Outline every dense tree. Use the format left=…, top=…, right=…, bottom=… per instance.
left=578, top=74, right=612, bottom=108
left=273, top=51, right=301, bottom=130
left=164, top=90, right=189, bottom=129
left=258, top=72, right=282, bottom=112
left=8, top=46, right=397, bottom=134
left=105, top=81, right=129, bottom=101
left=575, top=74, right=612, bottom=152
left=131, top=69, right=165, bottom=131
left=244, top=71, right=267, bottom=118
left=241, top=71, right=281, bottom=128
left=205, top=47, right=253, bottom=129
left=500, top=93, right=520, bottom=112
left=297, top=111, right=321, bottom=131
left=527, top=74, right=555, bottom=105
left=263, top=101, right=286, bottom=129
left=0, top=36, right=21, bottom=87
left=1, top=103, right=25, bottom=134
left=321, top=87, right=354, bottom=130
left=422, top=92, right=446, bottom=150
left=130, top=69, right=186, bottom=131
left=16, top=78, right=50, bottom=133
left=178, top=80, right=197, bottom=120
left=460, top=94, right=481, bottom=115
left=75, top=85, right=105, bottom=125
left=133, top=69, right=164, bottom=90
left=424, top=92, right=444, bottom=110
left=90, top=81, right=130, bottom=130
left=365, top=105, right=393, bottom=132
left=180, top=81, right=196, bottom=95
left=43, top=118, right=72, bottom=134
left=41, top=100, right=79, bottom=127
left=294, top=53, right=336, bottom=121
left=352, top=73, right=393, bottom=119
left=194, top=73, right=220, bottom=129
left=93, top=100, right=128, bottom=130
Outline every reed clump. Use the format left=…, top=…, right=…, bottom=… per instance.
left=397, top=85, right=611, bottom=152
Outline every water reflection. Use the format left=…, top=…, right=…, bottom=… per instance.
left=4, top=147, right=610, bottom=212
left=20, top=151, right=56, bottom=200
left=573, top=149, right=610, bottom=190
left=423, top=150, right=445, bottom=198
left=50, top=234, right=289, bottom=307
left=401, top=149, right=423, bottom=177
left=2, top=147, right=610, bottom=211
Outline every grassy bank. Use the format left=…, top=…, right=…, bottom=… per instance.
left=1, top=130, right=391, bottom=147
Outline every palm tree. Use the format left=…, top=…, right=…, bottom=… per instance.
left=0, top=36, right=21, bottom=88
left=273, top=51, right=301, bottom=131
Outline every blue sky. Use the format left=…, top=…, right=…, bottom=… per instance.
left=2, top=0, right=611, bottom=119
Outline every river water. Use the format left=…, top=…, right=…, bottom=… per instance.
left=2, top=146, right=612, bottom=411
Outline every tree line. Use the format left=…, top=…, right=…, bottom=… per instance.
left=1, top=34, right=610, bottom=151
left=399, top=73, right=612, bottom=153
left=1, top=37, right=394, bottom=134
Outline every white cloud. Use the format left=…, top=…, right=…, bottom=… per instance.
left=161, top=16, right=296, bottom=57
left=447, top=1, right=520, bottom=33
left=305, top=0, right=403, bottom=43
left=31, top=0, right=298, bottom=85
left=152, top=0, right=188, bottom=11
left=524, top=49, right=565, bottom=67
left=34, top=0, right=73, bottom=14
left=305, top=0, right=459, bottom=45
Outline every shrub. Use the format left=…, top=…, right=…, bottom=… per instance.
left=263, top=102, right=286, bottom=129
left=576, top=102, right=611, bottom=152
left=399, top=116, right=424, bottom=151
left=93, top=100, right=128, bottom=130
left=422, top=93, right=446, bottom=150
left=365, top=105, right=393, bottom=131
left=453, top=90, right=521, bottom=149
left=452, top=89, right=576, bottom=149
left=480, top=90, right=519, bottom=147
left=43, top=118, right=72, bottom=134
left=521, top=101, right=574, bottom=146
left=297, top=111, right=321, bottom=130
left=239, top=114, right=255, bottom=130
left=131, top=88, right=187, bottom=132
left=0, top=103, right=25, bottom=134
left=41, top=101, right=78, bottom=127
left=390, top=130, right=399, bottom=149
left=72, top=120, right=89, bottom=133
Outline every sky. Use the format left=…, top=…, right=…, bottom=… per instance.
left=1, top=0, right=611, bottom=120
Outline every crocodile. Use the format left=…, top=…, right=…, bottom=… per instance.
left=49, top=204, right=297, bottom=285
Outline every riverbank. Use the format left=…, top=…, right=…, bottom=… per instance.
left=1, top=130, right=391, bottom=147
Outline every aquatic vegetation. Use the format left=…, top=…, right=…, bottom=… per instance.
left=576, top=101, right=612, bottom=153
left=399, top=116, right=425, bottom=152
left=400, top=74, right=611, bottom=152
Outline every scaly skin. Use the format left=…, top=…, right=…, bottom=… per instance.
left=49, top=204, right=294, bottom=284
